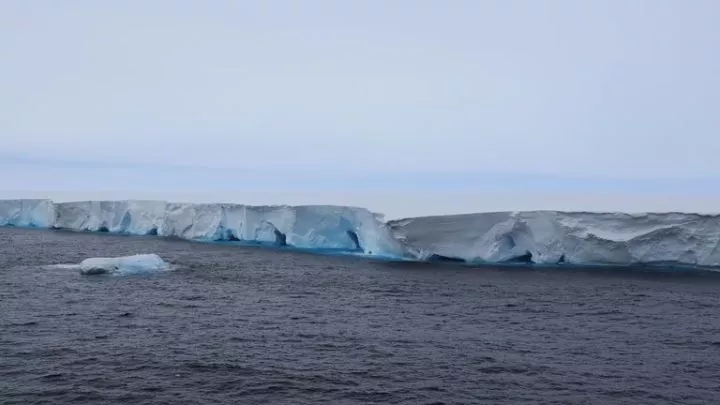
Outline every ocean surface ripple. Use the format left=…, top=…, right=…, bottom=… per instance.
left=1, top=228, right=720, bottom=404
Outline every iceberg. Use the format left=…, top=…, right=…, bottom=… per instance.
left=0, top=199, right=55, bottom=228
left=77, top=254, right=170, bottom=275
left=54, top=200, right=167, bottom=235
left=46, top=254, right=170, bottom=275
left=2, top=199, right=720, bottom=269
left=2, top=199, right=404, bottom=258
left=388, top=211, right=720, bottom=268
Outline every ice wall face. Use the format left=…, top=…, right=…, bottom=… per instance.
left=1, top=200, right=404, bottom=258
left=3, top=199, right=719, bottom=268
left=54, top=201, right=167, bottom=234
left=388, top=211, right=720, bottom=267
left=155, top=203, right=403, bottom=255
left=0, top=199, right=55, bottom=228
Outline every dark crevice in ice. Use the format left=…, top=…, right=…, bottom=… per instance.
left=428, top=254, right=465, bottom=263
left=274, top=229, right=287, bottom=247
left=346, top=230, right=362, bottom=251
left=225, top=229, right=240, bottom=241
left=504, top=251, right=533, bottom=264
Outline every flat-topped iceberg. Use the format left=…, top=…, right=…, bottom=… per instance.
left=388, top=211, right=720, bottom=268
left=2, top=199, right=404, bottom=258
left=2, top=199, right=719, bottom=269
left=0, top=199, right=55, bottom=228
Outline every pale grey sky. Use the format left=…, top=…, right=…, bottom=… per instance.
left=1, top=0, right=719, bottom=216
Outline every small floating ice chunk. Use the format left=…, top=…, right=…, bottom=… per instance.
left=79, top=254, right=170, bottom=275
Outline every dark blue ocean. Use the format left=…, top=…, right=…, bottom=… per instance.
left=1, top=227, right=719, bottom=404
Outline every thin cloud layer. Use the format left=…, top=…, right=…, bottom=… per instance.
left=1, top=0, right=718, bottom=215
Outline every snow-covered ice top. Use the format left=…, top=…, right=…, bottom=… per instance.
left=46, top=254, right=170, bottom=275
left=388, top=211, right=720, bottom=268
left=56, top=254, right=171, bottom=275
left=80, top=254, right=170, bottom=275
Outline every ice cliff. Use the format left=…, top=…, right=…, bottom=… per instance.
left=0, top=199, right=55, bottom=228
left=0, top=199, right=402, bottom=257
left=2, top=199, right=720, bottom=268
left=388, top=211, right=720, bottom=268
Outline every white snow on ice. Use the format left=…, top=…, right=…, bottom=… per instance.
left=2, top=199, right=403, bottom=258
left=3, top=199, right=720, bottom=268
left=0, top=199, right=55, bottom=228
left=48, top=254, right=171, bottom=275
left=388, top=211, right=720, bottom=268
left=79, top=254, right=170, bottom=275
